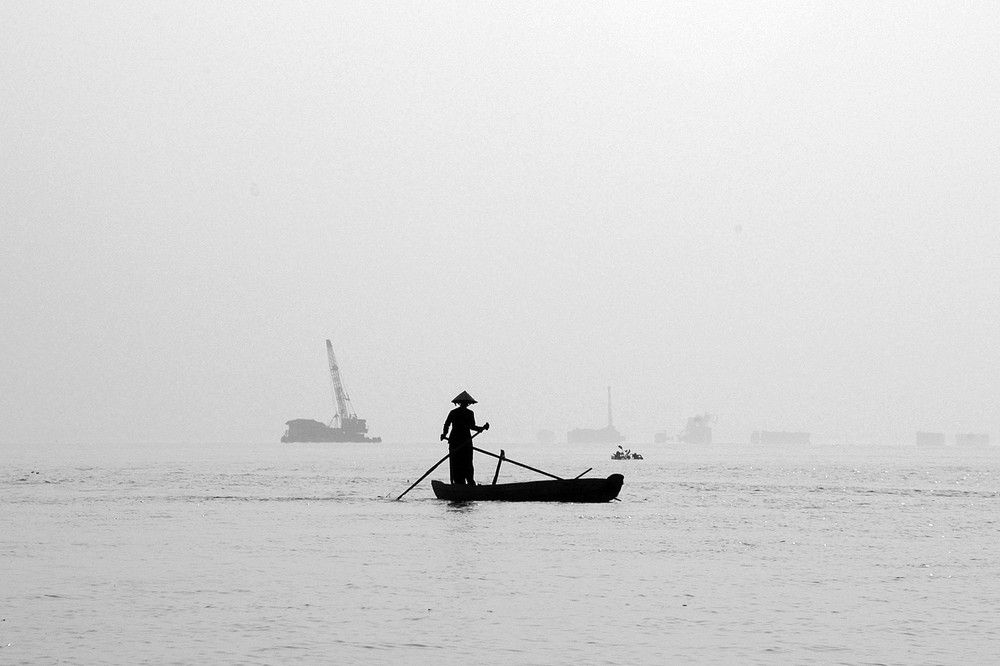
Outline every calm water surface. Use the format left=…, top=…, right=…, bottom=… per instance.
left=3, top=440, right=999, bottom=664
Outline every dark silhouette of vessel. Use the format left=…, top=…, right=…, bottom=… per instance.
left=956, top=433, right=990, bottom=447
left=678, top=413, right=715, bottom=444
left=281, top=340, right=382, bottom=443
left=915, top=431, right=945, bottom=447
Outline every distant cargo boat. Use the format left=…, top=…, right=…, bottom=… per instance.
left=916, top=431, right=945, bottom=447
left=567, top=386, right=625, bottom=444
left=956, top=433, right=990, bottom=447
left=282, top=417, right=380, bottom=443
left=281, top=340, right=382, bottom=443
left=678, top=413, right=715, bottom=444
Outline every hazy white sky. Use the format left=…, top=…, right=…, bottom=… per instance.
left=2, top=2, right=998, bottom=445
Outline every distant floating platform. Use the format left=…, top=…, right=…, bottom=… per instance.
left=281, top=418, right=381, bottom=443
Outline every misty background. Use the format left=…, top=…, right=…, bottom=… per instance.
left=2, top=2, right=997, bottom=446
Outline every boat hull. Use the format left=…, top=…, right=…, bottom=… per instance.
left=281, top=418, right=381, bottom=443
left=431, top=474, right=624, bottom=503
left=281, top=432, right=382, bottom=443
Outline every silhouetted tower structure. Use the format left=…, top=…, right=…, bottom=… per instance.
left=567, top=386, right=625, bottom=444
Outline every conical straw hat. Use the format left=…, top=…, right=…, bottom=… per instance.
left=452, top=391, right=477, bottom=404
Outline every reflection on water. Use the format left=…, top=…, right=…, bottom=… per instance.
left=445, top=503, right=477, bottom=513
left=2, top=440, right=999, bottom=664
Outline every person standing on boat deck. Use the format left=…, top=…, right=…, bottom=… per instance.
left=441, top=391, right=489, bottom=485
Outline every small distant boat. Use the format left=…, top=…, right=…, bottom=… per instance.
left=431, top=474, right=624, bottom=503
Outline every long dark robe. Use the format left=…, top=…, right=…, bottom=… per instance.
left=443, top=405, right=480, bottom=485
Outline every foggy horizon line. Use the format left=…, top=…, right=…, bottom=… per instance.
left=7, top=433, right=995, bottom=447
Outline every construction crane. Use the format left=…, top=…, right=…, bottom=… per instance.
left=326, top=339, right=359, bottom=427
left=280, top=340, right=380, bottom=443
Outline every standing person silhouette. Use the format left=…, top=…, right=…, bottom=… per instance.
left=441, top=391, right=489, bottom=485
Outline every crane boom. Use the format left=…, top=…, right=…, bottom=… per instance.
left=326, top=339, right=357, bottom=422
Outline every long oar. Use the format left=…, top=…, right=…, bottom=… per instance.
left=471, top=446, right=563, bottom=480
left=395, top=431, right=482, bottom=501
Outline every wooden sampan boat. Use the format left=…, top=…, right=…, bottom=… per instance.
left=431, top=473, right=624, bottom=503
